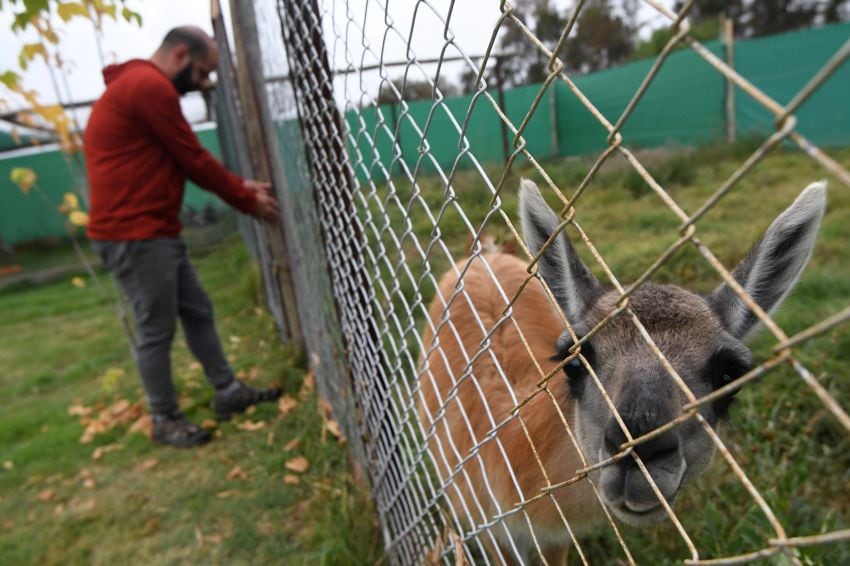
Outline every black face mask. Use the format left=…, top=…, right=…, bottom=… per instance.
left=172, top=60, right=200, bottom=95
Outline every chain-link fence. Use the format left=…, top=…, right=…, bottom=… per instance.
left=217, top=0, right=850, bottom=563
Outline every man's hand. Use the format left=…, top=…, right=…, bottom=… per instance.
left=244, top=179, right=281, bottom=224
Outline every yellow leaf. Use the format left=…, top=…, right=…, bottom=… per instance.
left=284, top=456, right=309, bottom=474
left=57, top=2, right=91, bottom=22
left=71, top=276, right=86, bottom=288
left=62, top=192, right=79, bottom=211
left=21, top=43, right=48, bottom=63
left=283, top=438, right=300, bottom=451
left=121, top=7, right=142, bottom=26
left=2, top=461, right=13, bottom=470
left=69, top=211, right=89, bottom=226
left=10, top=167, right=37, bottom=192
left=42, top=29, right=59, bottom=44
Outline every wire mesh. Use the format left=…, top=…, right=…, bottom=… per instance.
left=246, top=0, right=850, bottom=563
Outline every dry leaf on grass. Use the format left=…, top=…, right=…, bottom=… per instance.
left=36, top=489, right=56, bottom=503
left=216, top=490, right=237, bottom=499
left=236, top=420, right=265, bottom=432
left=2, top=461, right=13, bottom=470
left=53, top=504, right=65, bottom=516
left=79, top=399, right=144, bottom=443
left=283, top=474, right=300, bottom=485
left=318, top=398, right=346, bottom=445
left=92, top=443, right=123, bottom=461
left=83, top=478, right=96, bottom=489
left=298, top=371, right=315, bottom=399
left=200, top=419, right=218, bottom=430
left=285, top=456, right=309, bottom=474
left=137, top=458, right=158, bottom=472
left=278, top=395, right=298, bottom=417
left=227, top=466, right=247, bottom=481
left=283, top=438, right=301, bottom=451
left=67, top=403, right=93, bottom=417
left=129, top=414, right=152, bottom=437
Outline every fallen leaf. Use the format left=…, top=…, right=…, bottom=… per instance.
left=92, top=443, right=122, bottom=461
left=37, top=489, right=56, bottom=503
left=216, top=490, right=237, bottom=499
left=228, top=335, right=241, bottom=344
left=285, top=456, right=310, bottom=474
left=200, top=419, right=218, bottom=430
left=137, top=458, right=158, bottom=471
left=129, top=414, right=152, bottom=437
left=278, top=395, right=298, bottom=417
left=204, top=534, right=223, bottom=544
left=283, top=438, right=301, bottom=451
left=83, top=478, right=96, bottom=489
left=283, top=474, right=300, bottom=485
left=2, top=461, right=13, bottom=470
left=227, top=466, right=247, bottom=481
left=247, top=367, right=261, bottom=381
left=189, top=362, right=202, bottom=371
left=324, top=419, right=345, bottom=443
left=71, top=276, right=86, bottom=288
left=245, top=405, right=257, bottom=415
left=53, top=504, right=65, bottom=516
left=67, top=403, right=92, bottom=417
left=2, top=520, right=12, bottom=530
left=298, top=371, right=315, bottom=399
left=266, top=431, right=274, bottom=446
left=236, top=420, right=265, bottom=432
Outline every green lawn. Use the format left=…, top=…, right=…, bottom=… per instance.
left=1, top=142, right=849, bottom=564
left=0, top=235, right=382, bottom=564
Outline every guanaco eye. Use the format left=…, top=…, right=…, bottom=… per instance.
left=552, top=339, right=595, bottom=398
left=705, top=348, right=752, bottom=419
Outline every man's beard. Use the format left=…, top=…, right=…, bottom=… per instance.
left=172, top=62, right=199, bottom=95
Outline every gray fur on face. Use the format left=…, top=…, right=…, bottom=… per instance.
left=519, top=178, right=826, bottom=526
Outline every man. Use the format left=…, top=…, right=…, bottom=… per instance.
left=85, top=26, right=282, bottom=448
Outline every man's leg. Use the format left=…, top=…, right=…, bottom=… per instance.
left=92, top=238, right=210, bottom=447
left=174, top=241, right=234, bottom=389
left=93, top=239, right=181, bottom=415
left=174, top=241, right=281, bottom=420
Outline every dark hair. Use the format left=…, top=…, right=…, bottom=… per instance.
left=161, top=27, right=209, bottom=58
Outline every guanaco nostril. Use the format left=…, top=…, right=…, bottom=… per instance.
left=604, top=419, right=628, bottom=457
left=633, top=432, right=680, bottom=463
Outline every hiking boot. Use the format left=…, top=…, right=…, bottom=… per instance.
left=214, top=379, right=282, bottom=421
left=151, top=412, right=212, bottom=448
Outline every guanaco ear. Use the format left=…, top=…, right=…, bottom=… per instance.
left=519, top=179, right=603, bottom=324
left=708, top=181, right=827, bottom=339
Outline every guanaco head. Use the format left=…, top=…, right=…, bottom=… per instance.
left=519, top=178, right=827, bottom=526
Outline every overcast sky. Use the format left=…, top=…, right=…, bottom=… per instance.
left=1, top=0, right=672, bottom=133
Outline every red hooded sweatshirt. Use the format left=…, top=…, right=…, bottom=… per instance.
left=84, top=59, right=257, bottom=240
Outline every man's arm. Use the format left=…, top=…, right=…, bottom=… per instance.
left=134, top=77, right=279, bottom=222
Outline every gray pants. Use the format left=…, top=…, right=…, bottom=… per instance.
left=92, top=238, right=234, bottom=415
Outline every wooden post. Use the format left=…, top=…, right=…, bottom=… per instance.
left=724, top=16, right=736, bottom=143
left=227, top=0, right=303, bottom=345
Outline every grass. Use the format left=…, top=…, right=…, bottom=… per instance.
left=358, top=140, right=850, bottom=563
left=2, top=141, right=849, bottom=564
left=0, top=233, right=383, bottom=564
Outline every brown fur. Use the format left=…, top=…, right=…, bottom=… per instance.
left=419, top=253, right=601, bottom=562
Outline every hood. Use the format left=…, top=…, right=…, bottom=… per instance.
left=102, top=59, right=159, bottom=85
